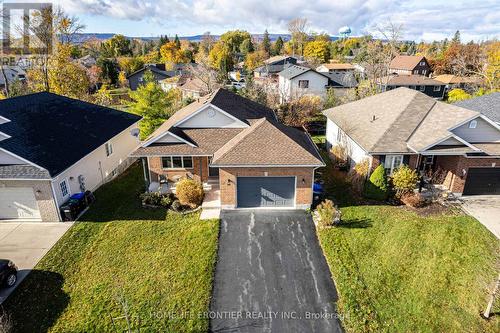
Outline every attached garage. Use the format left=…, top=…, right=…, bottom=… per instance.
left=0, top=187, right=42, bottom=220
left=237, top=176, right=296, bottom=208
left=463, top=168, right=500, bottom=195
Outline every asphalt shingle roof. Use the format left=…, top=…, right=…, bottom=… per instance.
left=0, top=92, right=141, bottom=177
left=0, top=165, right=50, bottom=179
left=389, top=55, right=426, bottom=70
left=454, top=92, right=500, bottom=124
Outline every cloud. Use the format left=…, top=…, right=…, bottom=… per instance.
left=50, top=0, right=499, bottom=41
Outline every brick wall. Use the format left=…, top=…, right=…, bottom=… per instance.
left=148, top=156, right=209, bottom=183
left=219, top=167, right=314, bottom=209
left=0, top=180, right=60, bottom=221
left=435, top=156, right=500, bottom=193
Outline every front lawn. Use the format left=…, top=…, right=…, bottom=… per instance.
left=316, top=157, right=499, bottom=332
left=4, top=163, right=219, bottom=332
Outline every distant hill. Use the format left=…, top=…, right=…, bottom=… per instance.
left=72, top=33, right=342, bottom=44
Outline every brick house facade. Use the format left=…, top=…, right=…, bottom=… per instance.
left=148, top=156, right=209, bottom=183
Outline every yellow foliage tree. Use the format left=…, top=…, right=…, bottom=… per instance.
left=208, top=42, right=233, bottom=72
left=486, top=41, right=500, bottom=90
left=160, top=41, right=189, bottom=66
left=48, top=44, right=90, bottom=98
left=118, top=71, right=128, bottom=88
left=303, top=40, right=330, bottom=63
left=244, top=50, right=267, bottom=71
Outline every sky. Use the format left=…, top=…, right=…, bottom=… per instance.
left=3, top=0, right=500, bottom=41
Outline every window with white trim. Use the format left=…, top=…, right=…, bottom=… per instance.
left=433, top=85, right=441, bottom=92
left=162, top=156, right=193, bottom=169
left=384, top=155, right=404, bottom=175
left=420, top=61, right=426, bottom=66
left=469, top=120, right=477, bottom=129
left=60, top=180, right=69, bottom=197
left=298, top=80, right=309, bottom=88
left=419, top=85, right=425, bottom=91
left=105, top=142, right=113, bottom=156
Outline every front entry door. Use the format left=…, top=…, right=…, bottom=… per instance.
left=208, top=157, right=219, bottom=177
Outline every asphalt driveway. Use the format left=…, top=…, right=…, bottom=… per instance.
left=210, top=210, right=342, bottom=333
left=0, top=222, right=72, bottom=304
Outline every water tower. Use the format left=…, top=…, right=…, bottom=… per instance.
left=338, top=26, right=352, bottom=39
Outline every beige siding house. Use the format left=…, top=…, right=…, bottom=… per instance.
left=0, top=92, right=141, bottom=221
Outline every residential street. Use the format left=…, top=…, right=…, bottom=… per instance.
left=210, top=210, right=343, bottom=333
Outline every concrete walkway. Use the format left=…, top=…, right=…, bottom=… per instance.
left=0, top=222, right=73, bottom=304
left=200, top=179, right=221, bottom=220
left=461, top=196, right=500, bottom=239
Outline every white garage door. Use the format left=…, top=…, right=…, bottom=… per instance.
left=0, top=187, right=41, bottom=220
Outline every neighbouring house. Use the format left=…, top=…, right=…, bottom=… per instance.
left=316, top=63, right=358, bottom=91
left=376, top=74, right=447, bottom=99
left=160, top=75, right=211, bottom=99
left=455, top=92, right=500, bottom=125
left=0, top=66, right=26, bottom=92
left=254, top=55, right=299, bottom=78
left=0, top=93, right=141, bottom=221
left=75, top=54, right=97, bottom=68
left=278, top=64, right=330, bottom=102
left=323, top=87, right=500, bottom=196
left=388, top=55, right=432, bottom=76
left=127, top=64, right=187, bottom=91
left=132, top=88, right=324, bottom=209
left=433, top=74, right=483, bottom=93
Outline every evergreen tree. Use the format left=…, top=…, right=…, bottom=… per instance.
left=274, top=36, right=284, bottom=55
left=159, top=35, right=170, bottom=47
left=262, top=29, right=271, bottom=55
left=174, top=34, right=181, bottom=49
left=452, top=30, right=461, bottom=44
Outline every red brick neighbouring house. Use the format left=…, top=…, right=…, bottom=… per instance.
left=323, top=88, right=500, bottom=195
left=132, top=88, right=324, bottom=209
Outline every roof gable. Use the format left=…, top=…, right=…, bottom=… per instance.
left=389, top=55, right=427, bottom=71
left=211, top=118, right=323, bottom=166
left=174, top=104, right=248, bottom=128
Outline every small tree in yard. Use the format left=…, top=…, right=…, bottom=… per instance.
left=364, top=165, right=389, bottom=200
left=391, top=165, right=419, bottom=197
left=316, top=199, right=340, bottom=227
left=348, top=158, right=370, bottom=194
left=175, top=179, right=204, bottom=208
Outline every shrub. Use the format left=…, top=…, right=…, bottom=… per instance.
left=348, top=158, right=370, bottom=194
left=392, top=165, right=419, bottom=196
left=175, top=178, right=204, bottom=208
left=330, top=145, right=348, bottom=169
left=316, top=199, right=340, bottom=227
left=171, top=200, right=183, bottom=212
left=401, top=192, right=426, bottom=208
left=140, top=192, right=174, bottom=208
left=364, top=165, right=389, bottom=200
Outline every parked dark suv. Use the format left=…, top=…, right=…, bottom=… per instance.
left=0, top=259, right=18, bottom=288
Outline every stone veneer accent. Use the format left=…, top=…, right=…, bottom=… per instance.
left=0, top=180, right=60, bottom=221
left=219, top=167, right=314, bottom=209
left=148, top=156, right=209, bottom=183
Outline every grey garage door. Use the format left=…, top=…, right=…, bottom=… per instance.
left=237, top=177, right=295, bottom=208
left=463, top=168, right=500, bottom=195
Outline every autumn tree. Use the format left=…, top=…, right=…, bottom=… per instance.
left=100, top=34, right=132, bottom=57
left=208, top=42, right=234, bottom=72
left=244, top=50, right=267, bottom=71
left=160, top=41, right=189, bottom=67
left=239, top=38, right=255, bottom=56
left=288, top=18, right=309, bottom=56
left=303, top=40, right=330, bottom=64
left=485, top=41, right=500, bottom=89
left=97, top=57, right=119, bottom=85
left=129, top=70, right=175, bottom=139
left=220, top=30, right=252, bottom=54
left=276, top=95, right=322, bottom=127
left=118, top=57, right=144, bottom=75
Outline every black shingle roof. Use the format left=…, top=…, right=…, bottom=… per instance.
left=0, top=92, right=141, bottom=177
left=209, top=88, right=277, bottom=124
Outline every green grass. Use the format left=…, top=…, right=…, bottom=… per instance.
left=316, top=154, right=500, bottom=332
left=4, top=163, right=219, bottom=332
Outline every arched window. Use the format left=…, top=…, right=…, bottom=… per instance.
left=469, top=120, right=478, bottom=129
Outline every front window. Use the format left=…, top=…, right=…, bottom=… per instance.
left=384, top=155, right=404, bottom=175
left=105, top=142, right=113, bottom=157
left=60, top=180, right=69, bottom=197
left=419, top=85, right=425, bottom=91
left=433, top=85, right=441, bottom=92
left=162, top=156, right=194, bottom=169
left=298, top=80, right=309, bottom=88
